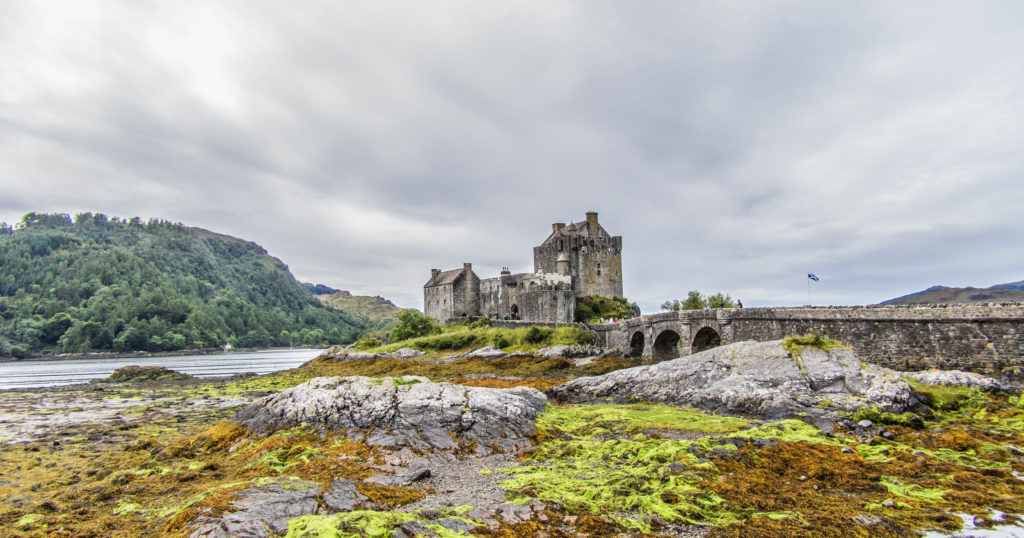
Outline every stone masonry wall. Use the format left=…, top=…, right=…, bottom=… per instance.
left=591, top=304, right=1024, bottom=374
left=450, top=271, right=480, bottom=320
left=534, top=235, right=622, bottom=298
left=480, top=273, right=575, bottom=323
left=424, top=284, right=453, bottom=324
left=724, top=305, right=1024, bottom=373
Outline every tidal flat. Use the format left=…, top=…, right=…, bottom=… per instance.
left=3, top=353, right=1024, bottom=537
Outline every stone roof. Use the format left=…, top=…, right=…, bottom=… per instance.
left=425, top=268, right=464, bottom=287
left=541, top=220, right=610, bottom=246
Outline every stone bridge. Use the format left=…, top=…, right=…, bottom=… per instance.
left=589, top=304, right=1024, bottom=374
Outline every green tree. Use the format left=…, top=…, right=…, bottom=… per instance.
left=706, top=293, right=736, bottom=309
left=681, top=290, right=706, bottom=310
left=575, top=296, right=636, bottom=322
left=661, top=291, right=737, bottom=311
left=390, top=310, right=439, bottom=342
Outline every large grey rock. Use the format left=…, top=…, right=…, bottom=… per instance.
left=547, top=340, right=916, bottom=419
left=461, top=346, right=508, bottom=359
left=234, top=376, right=547, bottom=454
left=188, top=481, right=320, bottom=538
left=906, top=369, right=1004, bottom=391
left=322, top=478, right=371, bottom=512
left=537, top=345, right=603, bottom=358
left=317, top=347, right=390, bottom=362
left=390, top=347, right=427, bottom=359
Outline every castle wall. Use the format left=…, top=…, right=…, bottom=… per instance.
left=450, top=272, right=480, bottom=320
left=534, top=234, right=622, bottom=298
left=480, top=273, right=575, bottom=323
left=424, top=284, right=454, bottom=324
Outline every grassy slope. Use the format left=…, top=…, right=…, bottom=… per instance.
left=314, top=291, right=407, bottom=336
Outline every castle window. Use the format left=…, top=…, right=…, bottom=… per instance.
left=597, top=263, right=602, bottom=276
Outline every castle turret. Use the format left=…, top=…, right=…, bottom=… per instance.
left=556, top=253, right=570, bottom=275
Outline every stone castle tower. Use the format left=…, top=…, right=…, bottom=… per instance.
left=533, top=211, right=623, bottom=298
left=425, top=211, right=622, bottom=324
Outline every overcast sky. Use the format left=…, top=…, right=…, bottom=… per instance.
left=2, top=1, right=1022, bottom=312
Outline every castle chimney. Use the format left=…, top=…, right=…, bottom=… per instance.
left=552, top=222, right=565, bottom=233
left=431, top=268, right=441, bottom=278
left=500, top=266, right=511, bottom=276
left=586, top=212, right=598, bottom=236
left=463, top=263, right=472, bottom=275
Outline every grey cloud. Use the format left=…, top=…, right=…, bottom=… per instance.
left=2, top=1, right=1023, bottom=311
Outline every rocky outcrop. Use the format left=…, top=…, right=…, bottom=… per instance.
left=188, top=480, right=321, bottom=537
left=537, top=345, right=606, bottom=358
left=318, top=350, right=384, bottom=361
left=906, top=369, right=1004, bottom=391
left=547, top=340, right=918, bottom=420
left=460, top=346, right=509, bottom=359
left=102, top=365, right=191, bottom=383
left=233, top=376, right=547, bottom=454
left=390, top=347, right=427, bottom=359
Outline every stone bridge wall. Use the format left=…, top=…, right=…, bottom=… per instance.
left=590, top=304, right=1024, bottom=374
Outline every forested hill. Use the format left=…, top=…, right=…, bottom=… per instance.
left=0, top=212, right=367, bottom=357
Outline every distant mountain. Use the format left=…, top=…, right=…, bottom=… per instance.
left=314, top=290, right=407, bottom=336
left=0, top=212, right=369, bottom=357
left=881, top=281, right=1024, bottom=305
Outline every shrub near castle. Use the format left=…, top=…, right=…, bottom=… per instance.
left=369, top=316, right=594, bottom=354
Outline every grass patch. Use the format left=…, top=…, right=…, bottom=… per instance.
left=781, top=333, right=843, bottom=357
left=375, top=324, right=594, bottom=354
left=285, top=506, right=481, bottom=538
left=500, top=403, right=752, bottom=532
left=537, top=403, right=751, bottom=438
left=849, top=406, right=924, bottom=428
left=910, top=380, right=987, bottom=412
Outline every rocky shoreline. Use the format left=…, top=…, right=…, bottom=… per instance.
left=3, top=339, right=1024, bottom=537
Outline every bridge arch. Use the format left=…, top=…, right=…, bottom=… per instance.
left=692, top=326, right=722, bottom=353
left=652, top=330, right=681, bottom=362
left=629, top=331, right=645, bottom=357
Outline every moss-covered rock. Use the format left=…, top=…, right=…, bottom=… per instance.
left=102, top=365, right=191, bottom=383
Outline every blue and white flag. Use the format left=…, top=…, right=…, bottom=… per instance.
left=807, top=273, right=820, bottom=282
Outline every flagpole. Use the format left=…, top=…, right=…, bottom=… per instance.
left=807, top=275, right=810, bottom=306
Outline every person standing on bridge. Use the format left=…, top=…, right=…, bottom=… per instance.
left=737, top=300, right=743, bottom=308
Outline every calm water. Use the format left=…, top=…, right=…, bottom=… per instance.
left=0, top=348, right=325, bottom=390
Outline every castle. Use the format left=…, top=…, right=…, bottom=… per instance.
left=424, top=212, right=623, bottom=324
